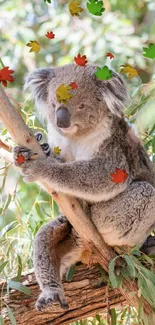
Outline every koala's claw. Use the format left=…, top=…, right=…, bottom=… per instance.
left=36, top=288, right=69, bottom=311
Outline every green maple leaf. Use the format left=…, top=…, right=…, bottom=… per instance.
left=87, top=0, right=105, bottom=16
left=143, top=43, right=155, bottom=59
left=94, top=65, right=113, bottom=80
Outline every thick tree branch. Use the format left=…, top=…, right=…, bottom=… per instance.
left=1, top=265, right=126, bottom=325
left=0, top=85, right=154, bottom=322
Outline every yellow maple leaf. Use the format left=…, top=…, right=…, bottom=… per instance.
left=26, top=40, right=41, bottom=53
left=56, top=84, right=73, bottom=104
left=69, top=0, right=84, bottom=16
left=54, top=146, right=61, bottom=155
left=120, top=64, right=138, bottom=80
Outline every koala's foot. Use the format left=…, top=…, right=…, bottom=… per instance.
left=36, top=287, right=69, bottom=311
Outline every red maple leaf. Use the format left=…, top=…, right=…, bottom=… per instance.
left=110, top=168, right=128, bottom=184
left=69, top=82, right=78, bottom=89
left=16, top=155, right=25, bottom=164
left=46, top=31, right=55, bottom=39
left=0, top=66, right=14, bottom=87
left=106, top=52, right=114, bottom=60
left=74, top=54, right=88, bottom=66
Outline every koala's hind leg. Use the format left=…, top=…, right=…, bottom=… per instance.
left=34, top=215, right=84, bottom=311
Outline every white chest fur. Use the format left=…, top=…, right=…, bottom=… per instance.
left=47, top=125, right=107, bottom=161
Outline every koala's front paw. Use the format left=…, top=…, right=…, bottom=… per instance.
left=36, top=287, right=69, bottom=311
left=13, top=146, right=43, bottom=183
left=13, top=146, right=37, bottom=165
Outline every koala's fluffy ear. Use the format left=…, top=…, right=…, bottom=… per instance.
left=24, top=68, right=55, bottom=120
left=95, top=71, right=129, bottom=117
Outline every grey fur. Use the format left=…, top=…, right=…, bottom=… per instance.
left=14, top=63, right=155, bottom=310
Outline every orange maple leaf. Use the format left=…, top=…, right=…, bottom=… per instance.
left=74, top=54, right=88, bottom=66
left=16, top=155, right=25, bottom=164
left=0, top=66, right=14, bottom=87
left=110, top=168, right=128, bottom=184
left=106, top=52, right=114, bottom=60
left=69, top=82, right=78, bottom=89
left=46, top=31, right=55, bottom=39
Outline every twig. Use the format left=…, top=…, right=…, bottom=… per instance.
left=0, top=139, right=12, bottom=152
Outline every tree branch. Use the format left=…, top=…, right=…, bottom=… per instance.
left=1, top=265, right=126, bottom=325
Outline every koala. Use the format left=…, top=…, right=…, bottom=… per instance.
left=13, top=63, right=155, bottom=311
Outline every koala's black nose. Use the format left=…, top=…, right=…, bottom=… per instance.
left=56, top=106, right=71, bottom=128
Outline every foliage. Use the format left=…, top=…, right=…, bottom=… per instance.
left=0, top=0, right=155, bottom=324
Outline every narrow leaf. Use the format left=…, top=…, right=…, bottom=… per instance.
left=8, top=280, right=31, bottom=295
left=66, top=264, right=76, bottom=282
left=6, top=305, right=17, bottom=325
left=0, top=260, right=8, bottom=273
left=109, top=259, right=118, bottom=288
left=110, top=308, right=117, bottom=325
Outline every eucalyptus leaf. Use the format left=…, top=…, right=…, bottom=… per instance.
left=7, top=280, right=31, bottom=295
left=0, top=260, right=8, bottom=273
left=110, top=308, right=117, bottom=325
left=109, top=259, right=118, bottom=288
left=66, top=264, right=76, bottom=282
left=6, top=305, right=17, bottom=325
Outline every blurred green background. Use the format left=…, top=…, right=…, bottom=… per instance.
left=0, top=0, right=155, bottom=324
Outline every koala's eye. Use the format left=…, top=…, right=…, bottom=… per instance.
left=79, top=104, right=84, bottom=109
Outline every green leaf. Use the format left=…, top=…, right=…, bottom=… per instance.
left=87, top=0, right=105, bottom=16
left=7, top=280, right=31, bottom=295
left=66, top=264, right=76, bottom=282
left=35, top=203, right=44, bottom=220
left=1, top=128, right=8, bottom=135
left=138, top=276, right=155, bottom=307
left=109, top=259, right=118, bottom=288
left=0, top=260, right=8, bottom=273
left=152, top=136, right=155, bottom=153
left=143, top=43, right=155, bottom=59
left=14, top=255, right=22, bottom=281
left=97, top=265, right=109, bottom=282
left=6, top=305, right=17, bottom=325
left=120, top=307, right=128, bottom=320
left=95, top=314, right=101, bottom=322
left=94, top=65, right=113, bottom=80
left=110, top=308, right=117, bottom=325
left=3, top=194, right=12, bottom=212
left=0, top=316, right=4, bottom=325
left=123, top=255, right=136, bottom=279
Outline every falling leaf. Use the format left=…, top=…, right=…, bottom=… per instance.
left=0, top=66, right=14, bottom=87
left=120, top=64, right=138, bottom=80
left=46, top=31, right=55, bottom=39
left=69, top=82, right=78, bottom=89
left=16, top=155, right=25, bottom=164
left=87, top=0, right=105, bottom=16
left=69, top=0, right=84, bottom=16
left=110, top=168, right=128, bottom=183
left=94, top=65, right=113, bottom=80
left=106, top=52, right=114, bottom=60
left=54, top=146, right=61, bottom=155
left=26, top=40, right=41, bottom=53
left=56, top=84, right=73, bottom=104
left=143, top=43, right=155, bottom=59
left=74, top=54, right=88, bottom=66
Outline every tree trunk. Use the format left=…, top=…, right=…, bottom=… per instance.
left=1, top=264, right=126, bottom=325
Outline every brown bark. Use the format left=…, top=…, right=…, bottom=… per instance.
left=1, top=265, right=126, bottom=325
left=0, top=85, right=154, bottom=323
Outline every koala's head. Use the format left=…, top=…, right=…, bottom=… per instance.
left=25, top=63, right=128, bottom=138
